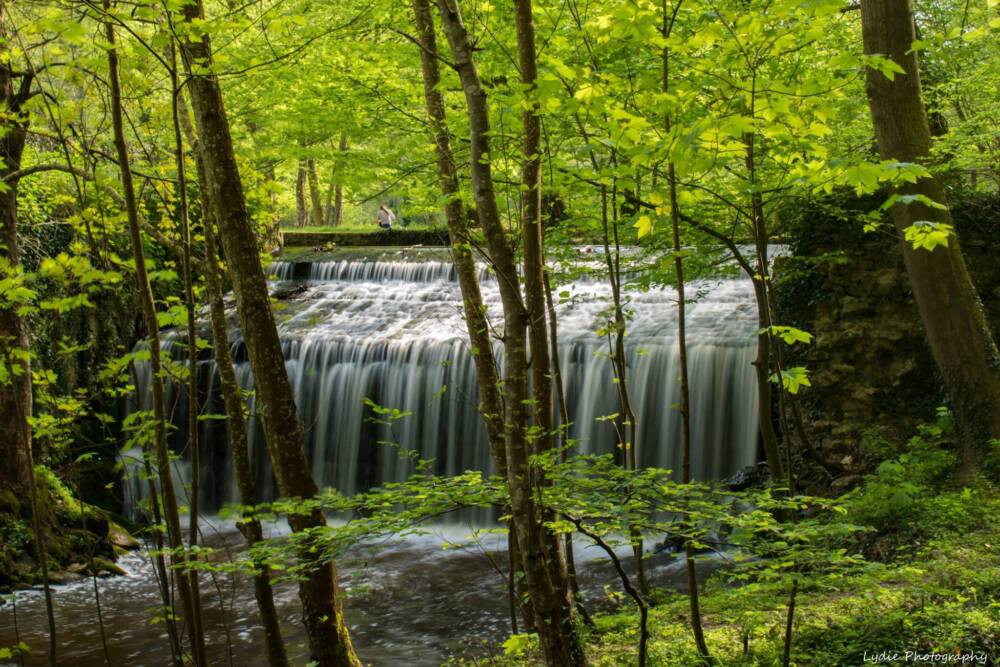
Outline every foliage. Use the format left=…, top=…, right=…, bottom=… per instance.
left=0, top=0, right=998, bottom=662
left=462, top=417, right=1000, bottom=666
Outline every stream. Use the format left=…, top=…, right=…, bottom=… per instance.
left=1, top=522, right=708, bottom=666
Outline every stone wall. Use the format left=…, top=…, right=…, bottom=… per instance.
left=281, top=228, right=449, bottom=247
left=773, top=192, right=1000, bottom=477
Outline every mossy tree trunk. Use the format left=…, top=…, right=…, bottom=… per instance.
left=178, top=1, right=361, bottom=664
left=861, top=0, right=1000, bottom=476
left=178, top=83, right=290, bottom=667
left=0, top=22, right=33, bottom=494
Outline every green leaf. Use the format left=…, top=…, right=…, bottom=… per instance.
left=634, top=215, right=653, bottom=239
left=764, top=326, right=814, bottom=345
left=903, top=221, right=953, bottom=251
left=778, top=367, right=811, bottom=394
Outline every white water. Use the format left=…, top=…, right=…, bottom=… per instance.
left=126, top=252, right=760, bottom=517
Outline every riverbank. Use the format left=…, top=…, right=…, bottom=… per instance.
left=472, top=415, right=1000, bottom=666
left=0, top=466, right=135, bottom=592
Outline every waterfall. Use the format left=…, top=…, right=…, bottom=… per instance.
left=125, top=254, right=760, bottom=519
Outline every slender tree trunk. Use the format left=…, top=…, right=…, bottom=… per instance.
left=410, top=0, right=529, bottom=629
left=104, top=8, right=206, bottom=665
left=410, top=0, right=505, bottom=466
left=512, top=0, right=580, bottom=620
left=668, top=161, right=710, bottom=660
left=204, top=218, right=290, bottom=667
left=661, top=9, right=710, bottom=657
left=326, top=133, right=348, bottom=227
left=599, top=183, right=649, bottom=595
left=544, top=273, right=592, bottom=628
left=295, top=160, right=308, bottom=227
left=512, top=0, right=552, bottom=460
left=176, top=78, right=291, bottom=667
left=324, top=168, right=335, bottom=226
left=168, top=44, right=208, bottom=658
left=178, top=2, right=360, bottom=664
left=435, top=2, right=584, bottom=664
left=263, top=163, right=282, bottom=251
left=861, top=0, right=1000, bottom=476
left=307, top=158, right=323, bottom=227
left=743, top=131, right=784, bottom=482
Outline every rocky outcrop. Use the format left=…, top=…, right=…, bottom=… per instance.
left=0, top=467, right=134, bottom=590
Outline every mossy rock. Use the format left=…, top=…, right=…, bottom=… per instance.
left=0, top=466, right=137, bottom=587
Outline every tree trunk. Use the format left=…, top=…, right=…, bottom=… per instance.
left=205, top=218, right=290, bottom=667
left=742, top=130, right=785, bottom=483
left=512, top=0, right=553, bottom=459
left=410, top=0, right=505, bottom=466
left=0, top=34, right=32, bottom=495
left=295, top=159, right=308, bottom=227
left=411, top=0, right=535, bottom=630
left=860, top=0, right=1000, bottom=475
left=104, top=8, right=206, bottom=665
left=0, top=26, right=61, bottom=666
left=168, top=41, right=208, bottom=659
left=307, top=158, right=323, bottom=227
left=178, top=2, right=360, bottom=664
left=326, top=133, right=348, bottom=227
left=179, top=85, right=290, bottom=667
left=263, top=163, right=282, bottom=251
left=435, top=2, right=584, bottom=664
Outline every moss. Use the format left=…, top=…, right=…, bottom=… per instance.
left=0, top=466, right=135, bottom=589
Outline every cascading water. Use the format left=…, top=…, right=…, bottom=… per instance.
left=124, top=250, right=760, bottom=519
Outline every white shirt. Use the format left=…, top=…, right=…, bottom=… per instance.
left=377, top=209, right=396, bottom=226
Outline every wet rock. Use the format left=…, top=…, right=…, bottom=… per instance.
left=272, top=283, right=309, bottom=301
left=48, top=570, right=83, bottom=584
left=723, top=461, right=771, bottom=491
left=108, top=521, right=139, bottom=551
left=93, top=557, right=127, bottom=577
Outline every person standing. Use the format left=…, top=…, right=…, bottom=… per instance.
left=376, top=203, right=396, bottom=230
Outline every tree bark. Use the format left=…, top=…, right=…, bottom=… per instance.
left=742, top=129, right=785, bottom=483
left=178, top=2, right=360, bottom=664
left=263, top=163, right=282, bottom=251
left=512, top=0, right=553, bottom=459
left=179, top=84, right=290, bottom=667
left=307, top=157, right=323, bottom=227
left=410, top=0, right=505, bottom=467
left=325, top=133, right=348, bottom=227
left=295, top=159, right=308, bottom=227
left=205, top=218, right=290, bottom=667
left=104, top=7, right=205, bottom=665
left=861, top=0, right=1000, bottom=475
left=435, top=2, right=584, bottom=664
left=168, top=41, right=208, bottom=659
left=0, top=20, right=60, bottom=665
left=0, top=20, right=32, bottom=494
